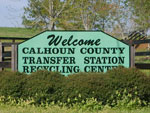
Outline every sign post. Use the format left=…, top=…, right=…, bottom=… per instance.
left=18, top=31, right=130, bottom=75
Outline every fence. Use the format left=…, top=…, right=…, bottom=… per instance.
left=0, top=42, right=18, bottom=71
left=0, top=37, right=150, bottom=71
left=0, top=37, right=28, bottom=43
left=125, top=39, right=150, bottom=69
left=0, top=37, right=28, bottom=71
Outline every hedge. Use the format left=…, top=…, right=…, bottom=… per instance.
left=0, top=67, right=149, bottom=106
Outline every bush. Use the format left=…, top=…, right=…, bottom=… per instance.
left=22, top=70, right=65, bottom=104
left=0, top=67, right=149, bottom=107
left=106, top=66, right=150, bottom=106
left=0, top=71, right=26, bottom=98
left=61, top=67, right=150, bottom=106
left=61, top=72, right=112, bottom=105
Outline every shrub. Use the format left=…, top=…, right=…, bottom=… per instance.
left=0, top=67, right=149, bottom=107
left=23, top=70, right=65, bottom=104
left=0, top=71, right=26, bottom=98
left=61, top=72, right=112, bottom=105
left=106, top=66, right=150, bottom=106
left=61, top=67, right=150, bottom=106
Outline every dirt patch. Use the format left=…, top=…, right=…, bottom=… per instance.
left=135, top=44, right=149, bottom=50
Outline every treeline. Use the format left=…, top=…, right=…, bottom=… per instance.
left=23, top=0, right=150, bottom=38
left=0, top=66, right=150, bottom=107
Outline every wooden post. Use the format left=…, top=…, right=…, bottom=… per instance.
left=131, top=45, right=135, bottom=68
left=12, top=39, right=15, bottom=43
left=11, top=44, right=18, bottom=71
left=0, top=42, right=4, bottom=71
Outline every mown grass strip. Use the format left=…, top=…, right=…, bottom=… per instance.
left=0, top=27, right=41, bottom=38
left=0, top=105, right=150, bottom=113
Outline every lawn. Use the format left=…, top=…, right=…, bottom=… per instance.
left=0, top=105, right=150, bottom=113
left=0, top=27, right=41, bottom=38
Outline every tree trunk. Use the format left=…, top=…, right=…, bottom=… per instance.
left=49, top=21, right=55, bottom=30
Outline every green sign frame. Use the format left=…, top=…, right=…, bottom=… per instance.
left=18, top=31, right=131, bottom=75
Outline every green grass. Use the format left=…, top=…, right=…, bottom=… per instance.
left=0, top=105, right=150, bottom=113
left=135, top=56, right=150, bottom=63
left=140, top=69, right=150, bottom=76
left=0, top=27, right=41, bottom=38
left=135, top=56, right=150, bottom=76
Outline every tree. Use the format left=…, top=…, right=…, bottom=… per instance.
left=109, top=0, right=131, bottom=38
left=22, top=0, right=71, bottom=30
left=62, top=0, right=117, bottom=30
left=78, top=0, right=117, bottom=30
left=23, top=0, right=117, bottom=31
left=125, top=0, right=150, bottom=30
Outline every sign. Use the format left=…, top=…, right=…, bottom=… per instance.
left=18, top=31, right=130, bottom=75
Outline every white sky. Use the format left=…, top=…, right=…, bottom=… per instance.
left=0, top=0, right=28, bottom=27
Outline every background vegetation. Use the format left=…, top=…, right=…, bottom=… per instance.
left=0, top=27, right=40, bottom=38
left=20, top=0, right=150, bottom=39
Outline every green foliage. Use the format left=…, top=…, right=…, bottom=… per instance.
left=0, top=71, right=26, bottom=98
left=106, top=67, right=150, bottom=105
left=61, top=72, right=110, bottom=104
left=23, top=0, right=72, bottom=30
left=23, top=70, right=65, bottom=104
left=61, top=0, right=117, bottom=30
left=0, top=95, right=149, bottom=113
left=72, top=97, right=103, bottom=111
left=110, top=89, right=145, bottom=109
left=0, top=67, right=149, bottom=108
left=61, top=67, right=150, bottom=106
left=126, top=0, right=150, bottom=29
left=23, top=0, right=117, bottom=30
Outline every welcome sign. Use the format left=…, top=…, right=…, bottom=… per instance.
left=18, top=31, right=130, bottom=75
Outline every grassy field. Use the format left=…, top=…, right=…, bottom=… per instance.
left=0, top=105, right=150, bottom=113
left=0, top=27, right=41, bottom=38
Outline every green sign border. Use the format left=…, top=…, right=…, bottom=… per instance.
left=17, top=30, right=131, bottom=72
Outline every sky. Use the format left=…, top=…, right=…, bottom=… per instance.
left=0, top=0, right=28, bottom=27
